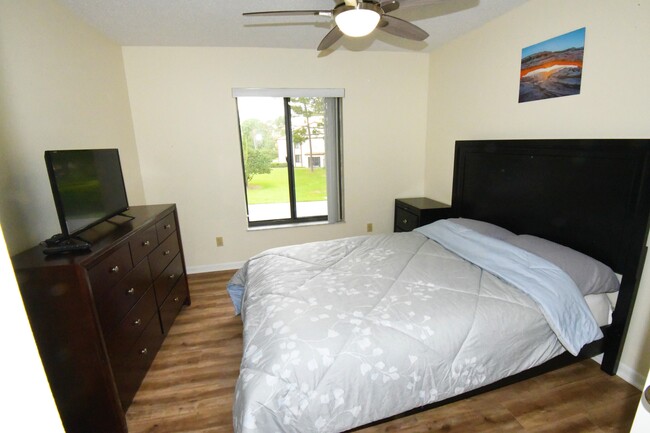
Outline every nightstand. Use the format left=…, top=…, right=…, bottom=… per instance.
left=394, top=198, right=452, bottom=232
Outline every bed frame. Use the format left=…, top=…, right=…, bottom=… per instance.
left=451, top=139, right=650, bottom=375
left=352, top=139, right=650, bottom=431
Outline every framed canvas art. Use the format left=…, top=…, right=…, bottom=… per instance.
left=519, top=27, right=586, bottom=103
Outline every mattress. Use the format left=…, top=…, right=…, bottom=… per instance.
left=229, top=227, right=604, bottom=432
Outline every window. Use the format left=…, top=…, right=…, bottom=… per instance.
left=233, top=89, right=344, bottom=227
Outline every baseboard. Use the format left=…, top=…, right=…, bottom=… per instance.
left=592, top=354, right=645, bottom=390
left=187, top=261, right=244, bottom=274
left=616, top=361, right=646, bottom=390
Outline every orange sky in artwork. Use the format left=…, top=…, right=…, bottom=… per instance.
left=520, top=60, right=583, bottom=78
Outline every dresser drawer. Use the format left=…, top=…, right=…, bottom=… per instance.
left=149, top=233, right=180, bottom=278
left=156, top=212, right=176, bottom=242
left=105, top=287, right=158, bottom=358
left=129, top=224, right=159, bottom=265
left=94, top=259, right=152, bottom=332
left=87, top=244, right=134, bottom=300
left=153, top=254, right=183, bottom=306
left=110, top=313, right=165, bottom=410
left=160, top=276, right=188, bottom=334
left=395, top=206, right=419, bottom=232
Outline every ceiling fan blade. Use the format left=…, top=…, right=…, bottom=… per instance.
left=380, top=1, right=401, bottom=14
left=396, top=0, right=448, bottom=10
left=379, top=15, right=429, bottom=41
left=318, top=26, right=344, bottom=51
left=243, top=10, right=332, bottom=17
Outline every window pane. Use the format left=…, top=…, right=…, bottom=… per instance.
left=289, top=97, right=328, bottom=219
left=235, top=92, right=342, bottom=227
left=236, top=97, right=291, bottom=222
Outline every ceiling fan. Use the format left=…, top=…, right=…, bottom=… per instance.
left=243, top=0, right=449, bottom=51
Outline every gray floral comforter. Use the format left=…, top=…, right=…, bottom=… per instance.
left=231, top=232, right=567, bottom=432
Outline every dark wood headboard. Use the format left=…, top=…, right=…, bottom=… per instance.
left=451, top=139, right=650, bottom=374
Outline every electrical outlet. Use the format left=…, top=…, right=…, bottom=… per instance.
left=367, top=223, right=373, bottom=233
left=216, top=236, right=224, bottom=247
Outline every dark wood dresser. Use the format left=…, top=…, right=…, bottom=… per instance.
left=11, top=204, right=190, bottom=433
left=394, top=197, right=452, bottom=232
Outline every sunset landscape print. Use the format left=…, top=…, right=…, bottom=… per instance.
left=519, top=27, right=585, bottom=103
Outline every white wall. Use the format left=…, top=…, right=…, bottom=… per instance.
left=0, top=0, right=145, bottom=255
left=122, top=47, right=430, bottom=270
left=424, top=0, right=650, bottom=384
left=630, top=365, right=650, bottom=431
left=0, top=224, right=64, bottom=432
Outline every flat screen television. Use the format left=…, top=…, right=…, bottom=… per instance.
left=45, top=149, right=129, bottom=239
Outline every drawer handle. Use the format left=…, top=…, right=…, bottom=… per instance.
left=140, top=348, right=148, bottom=355
left=173, top=296, right=181, bottom=303
left=143, top=240, right=150, bottom=246
left=133, top=318, right=142, bottom=326
left=164, top=224, right=172, bottom=229
left=110, top=265, right=120, bottom=273
left=126, top=287, right=135, bottom=295
left=164, top=250, right=171, bottom=256
left=168, top=273, right=176, bottom=280
left=402, top=219, right=408, bottom=224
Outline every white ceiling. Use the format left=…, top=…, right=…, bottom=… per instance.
left=56, top=0, right=530, bottom=52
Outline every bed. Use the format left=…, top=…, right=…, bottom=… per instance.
left=228, top=139, right=650, bottom=432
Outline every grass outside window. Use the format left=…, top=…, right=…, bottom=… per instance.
left=247, top=167, right=327, bottom=204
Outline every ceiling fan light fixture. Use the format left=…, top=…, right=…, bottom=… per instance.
left=335, top=5, right=381, bottom=37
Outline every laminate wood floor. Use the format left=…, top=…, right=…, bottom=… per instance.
left=126, top=271, right=641, bottom=433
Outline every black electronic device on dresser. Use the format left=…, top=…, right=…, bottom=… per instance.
left=12, top=204, right=190, bottom=433
left=394, top=197, right=452, bottom=232
left=44, top=149, right=131, bottom=243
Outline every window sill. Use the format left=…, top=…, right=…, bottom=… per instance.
left=247, top=220, right=341, bottom=231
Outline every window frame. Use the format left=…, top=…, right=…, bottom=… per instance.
left=233, top=89, right=344, bottom=228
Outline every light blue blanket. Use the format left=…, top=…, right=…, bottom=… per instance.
left=415, top=220, right=603, bottom=355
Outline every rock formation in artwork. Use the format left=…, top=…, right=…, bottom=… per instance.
left=518, top=47, right=584, bottom=103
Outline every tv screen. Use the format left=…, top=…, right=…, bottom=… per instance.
left=45, top=149, right=129, bottom=238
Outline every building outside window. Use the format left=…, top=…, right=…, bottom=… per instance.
left=233, top=89, right=344, bottom=227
